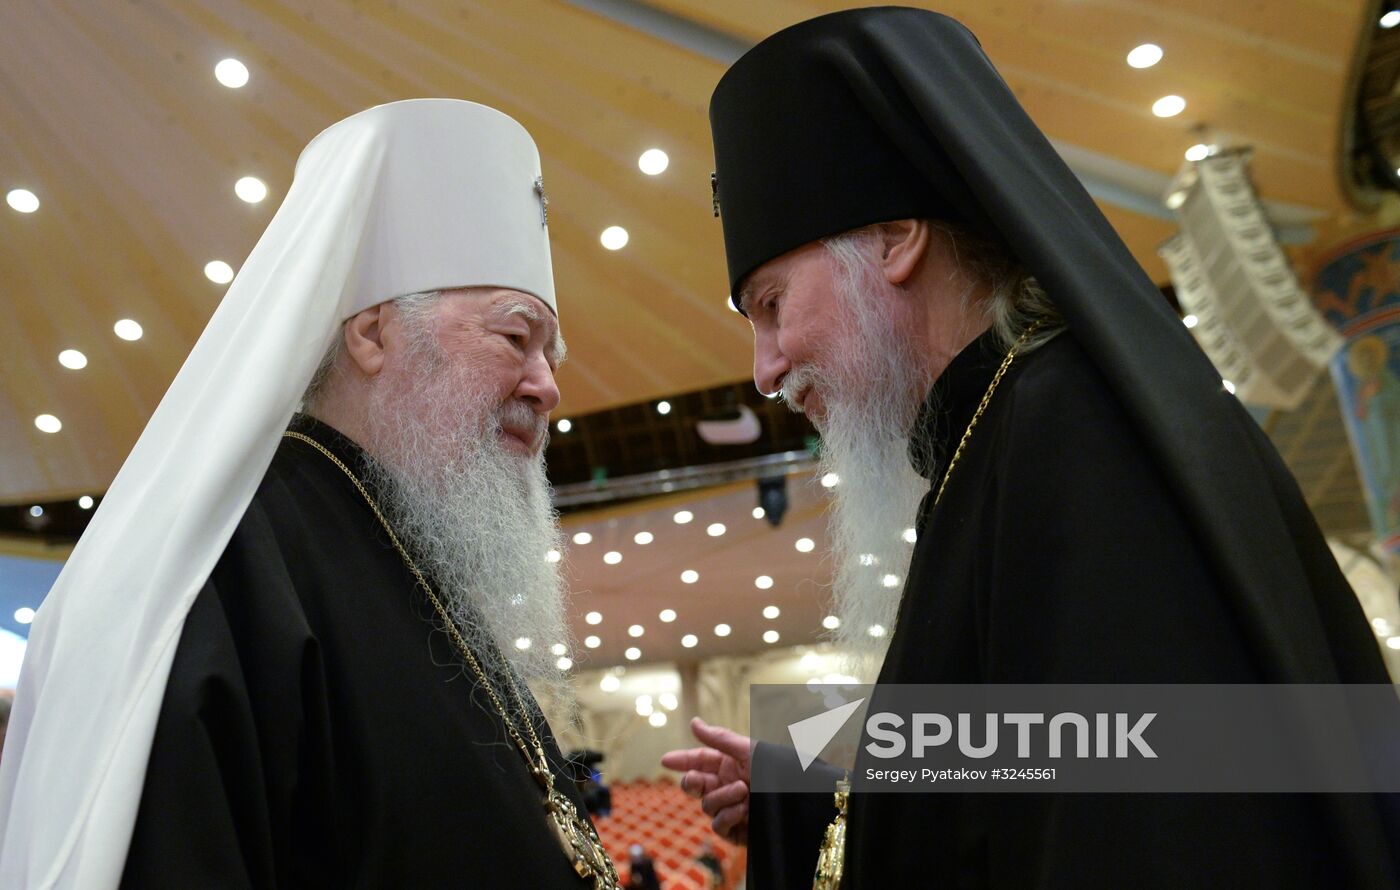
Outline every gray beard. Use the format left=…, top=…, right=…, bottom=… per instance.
left=784, top=261, right=934, bottom=669
left=358, top=344, right=573, bottom=708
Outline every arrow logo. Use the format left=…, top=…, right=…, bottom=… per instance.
left=788, top=698, right=866, bottom=770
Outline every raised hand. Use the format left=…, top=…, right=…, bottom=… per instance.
left=660, top=717, right=753, bottom=845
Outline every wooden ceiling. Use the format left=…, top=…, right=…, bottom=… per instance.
left=0, top=0, right=1372, bottom=505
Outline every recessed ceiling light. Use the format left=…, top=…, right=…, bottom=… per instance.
left=1152, top=95, right=1186, bottom=118
left=1223, top=379, right=1236, bottom=395
left=902, top=528, right=917, bottom=543
left=795, top=537, right=815, bottom=553
left=638, top=148, right=670, bottom=175
left=1126, top=43, right=1163, bottom=69
left=1165, top=190, right=1188, bottom=210
left=214, top=58, right=249, bottom=88
left=681, top=569, right=699, bottom=584
left=604, top=550, right=622, bottom=565
left=6, top=189, right=39, bottom=213
left=113, top=319, right=143, bottom=341
left=58, top=349, right=87, bottom=370
left=585, top=611, right=603, bottom=625
left=706, top=522, right=726, bottom=537
left=34, top=414, right=62, bottom=434
left=673, top=510, right=693, bottom=524
left=763, top=629, right=780, bottom=644
left=77, top=496, right=94, bottom=510
left=14, top=607, right=36, bottom=625
left=1387, top=636, right=1400, bottom=650
left=1183, top=314, right=1199, bottom=329
left=858, top=554, right=877, bottom=566
left=681, top=633, right=698, bottom=647
left=634, top=531, right=654, bottom=545
left=755, top=575, right=774, bottom=589
left=235, top=176, right=268, bottom=203
left=820, top=473, right=840, bottom=488
left=714, top=623, right=731, bottom=637
left=625, top=646, right=641, bottom=660
left=600, top=673, right=620, bottom=691
left=628, top=624, right=645, bottom=638
left=551, top=643, right=568, bottom=656
left=867, top=624, right=886, bottom=638
left=1383, top=10, right=1400, bottom=28
left=28, top=506, right=43, bottom=518
left=1372, top=617, right=1391, bottom=635
left=514, top=637, right=532, bottom=650
left=752, top=506, right=765, bottom=519
left=659, top=692, right=678, bottom=710
left=882, top=574, right=901, bottom=588
left=822, top=615, right=841, bottom=630
left=584, top=635, right=601, bottom=648
left=763, top=605, right=780, bottom=619
left=800, top=651, right=822, bottom=670
left=205, top=261, right=234, bottom=284
left=656, top=400, right=671, bottom=415
left=546, top=549, right=562, bottom=563
left=648, top=710, right=668, bottom=727
left=572, top=531, right=593, bottom=545
left=659, top=609, right=677, bottom=623
left=600, top=226, right=629, bottom=250
left=556, top=418, right=572, bottom=434
left=556, top=656, right=573, bottom=671
left=1184, top=144, right=1210, bottom=162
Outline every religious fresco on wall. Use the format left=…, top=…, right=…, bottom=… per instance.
left=1313, top=233, right=1400, bottom=557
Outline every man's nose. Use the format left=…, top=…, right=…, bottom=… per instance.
left=753, top=334, right=790, bottom=398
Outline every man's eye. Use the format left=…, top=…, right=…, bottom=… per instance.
left=506, top=332, right=528, bottom=348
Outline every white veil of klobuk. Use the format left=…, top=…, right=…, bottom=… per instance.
left=0, top=98, right=556, bottom=890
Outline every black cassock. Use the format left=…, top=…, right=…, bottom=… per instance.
left=749, top=331, right=1400, bottom=889
left=120, top=415, right=596, bottom=889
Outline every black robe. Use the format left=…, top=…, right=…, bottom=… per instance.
left=750, top=331, right=1400, bottom=889
left=120, top=415, right=597, bottom=889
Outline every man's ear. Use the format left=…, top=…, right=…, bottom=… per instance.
left=344, top=303, right=387, bottom=377
left=879, top=219, right=931, bottom=287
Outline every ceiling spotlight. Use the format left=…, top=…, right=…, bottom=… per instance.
left=603, top=550, right=622, bottom=565
left=1183, top=314, right=1199, bottom=329
left=659, top=692, right=678, bottom=710
left=14, top=607, right=36, bottom=625
left=58, top=349, right=87, bottom=370
left=681, top=634, right=698, bottom=648
left=113, top=319, right=143, bottom=341
left=1371, top=617, right=1392, bottom=635
left=714, top=623, right=731, bottom=637
left=1387, top=637, right=1400, bottom=650
left=204, top=261, right=235, bottom=284
left=659, top=609, right=677, bottom=623
left=634, top=531, right=654, bottom=545
left=1164, top=191, right=1187, bottom=210
left=573, top=531, right=593, bottom=545
left=1383, top=10, right=1400, bottom=27
left=763, top=630, right=780, bottom=644
left=235, top=176, right=268, bottom=203
left=214, top=58, right=249, bottom=88
left=762, top=605, right=780, bottom=619
left=755, top=575, right=774, bottom=590
left=634, top=696, right=653, bottom=716
left=820, top=473, right=840, bottom=488
left=34, top=414, right=62, bottom=434
left=628, top=624, right=645, bottom=638
left=556, top=418, right=572, bottom=433
left=752, top=506, right=765, bottom=519
left=858, top=554, right=877, bottom=566
left=514, top=637, right=532, bottom=650
left=1184, top=144, right=1211, bottom=162
left=902, top=528, right=917, bottom=543
left=795, top=537, right=815, bottom=553
left=6, top=189, right=39, bottom=213
left=585, top=611, right=603, bottom=625
left=625, top=646, right=641, bottom=661
left=584, top=635, right=601, bottom=648
left=77, top=495, right=94, bottom=510
left=546, top=549, right=562, bottom=563
left=556, top=656, right=573, bottom=671
left=882, top=574, right=901, bottom=588
left=706, top=522, right=726, bottom=537
left=656, top=400, right=672, bottom=415
left=673, top=510, right=693, bottom=524
left=822, top=615, right=841, bottom=630
left=868, top=624, right=887, bottom=638
left=638, top=148, right=670, bottom=175
left=600, top=226, right=629, bottom=250
left=1223, top=379, right=1236, bottom=395
left=1126, top=43, right=1163, bottom=69
left=28, top=506, right=43, bottom=518
left=648, top=711, right=668, bottom=727
left=1152, top=95, right=1186, bottom=118
left=681, top=569, right=699, bottom=584
left=600, top=674, right=621, bottom=692
left=551, top=643, right=568, bottom=656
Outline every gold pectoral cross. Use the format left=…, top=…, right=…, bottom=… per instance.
left=813, top=775, right=850, bottom=889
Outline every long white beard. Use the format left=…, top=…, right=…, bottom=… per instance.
left=785, top=254, right=934, bottom=668
left=358, top=334, right=572, bottom=705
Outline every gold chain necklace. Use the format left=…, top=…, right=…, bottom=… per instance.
left=812, top=320, right=1044, bottom=890
left=283, top=431, right=620, bottom=889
